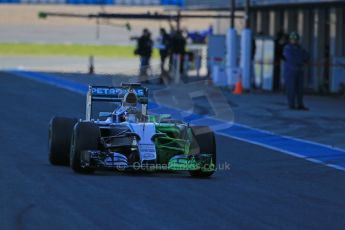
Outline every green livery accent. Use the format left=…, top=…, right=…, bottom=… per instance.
left=147, top=114, right=172, bottom=123
left=168, top=156, right=191, bottom=171
left=167, top=155, right=201, bottom=171
left=154, top=123, right=192, bottom=164
left=146, top=115, right=215, bottom=173
left=167, top=154, right=215, bottom=171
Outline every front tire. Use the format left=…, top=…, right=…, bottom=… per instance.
left=189, top=126, right=217, bottom=178
left=48, top=117, right=77, bottom=166
left=70, top=122, right=100, bottom=174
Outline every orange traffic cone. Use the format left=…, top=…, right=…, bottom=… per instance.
left=232, top=80, right=243, bottom=95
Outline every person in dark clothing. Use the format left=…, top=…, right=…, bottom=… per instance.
left=158, top=28, right=171, bottom=74
left=134, top=28, right=153, bottom=78
left=252, top=38, right=256, bottom=61
left=171, top=30, right=187, bottom=54
left=273, top=31, right=289, bottom=91
left=283, top=32, right=309, bottom=110
left=170, top=30, right=186, bottom=74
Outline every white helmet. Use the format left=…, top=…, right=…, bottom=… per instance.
left=123, top=90, right=138, bottom=107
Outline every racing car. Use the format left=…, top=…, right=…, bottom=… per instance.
left=48, top=83, right=216, bottom=177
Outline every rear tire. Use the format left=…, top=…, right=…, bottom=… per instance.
left=48, top=117, right=77, bottom=166
left=70, top=122, right=100, bottom=174
left=189, top=126, right=216, bottom=178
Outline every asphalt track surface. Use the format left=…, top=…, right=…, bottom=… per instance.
left=1, top=72, right=345, bottom=230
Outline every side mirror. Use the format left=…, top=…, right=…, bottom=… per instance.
left=99, top=112, right=112, bottom=118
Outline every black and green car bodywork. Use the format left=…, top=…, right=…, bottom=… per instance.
left=48, top=84, right=216, bottom=178
left=153, top=121, right=216, bottom=174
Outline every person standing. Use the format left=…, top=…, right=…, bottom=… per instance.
left=283, top=32, right=309, bottom=110
left=157, top=28, right=171, bottom=74
left=273, top=31, right=288, bottom=91
left=134, top=28, right=153, bottom=79
left=170, top=30, right=186, bottom=74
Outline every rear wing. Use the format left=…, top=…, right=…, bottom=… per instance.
left=86, top=84, right=149, bottom=121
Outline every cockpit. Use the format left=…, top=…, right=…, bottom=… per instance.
left=86, top=84, right=149, bottom=124
left=114, top=89, right=142, bottom=123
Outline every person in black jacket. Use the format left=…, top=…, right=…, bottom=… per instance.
left=134, top=28, right=153, bottom=78
left=158, top=28, right=171, bottom=74
left=170, top=30, right=186, bottom=74
left=273, top=31, right=289, bottom=91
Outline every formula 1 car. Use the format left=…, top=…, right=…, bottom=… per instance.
left=48, top=83, right=216, bottom=177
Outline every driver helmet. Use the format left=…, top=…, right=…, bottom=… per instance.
left=123, top=89, right=138, bottom=108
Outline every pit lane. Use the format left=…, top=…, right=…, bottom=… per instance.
left=1, top=71, right=345, bottom=230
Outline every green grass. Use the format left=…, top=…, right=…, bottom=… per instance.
left=0, top=43, right=158, bottom=58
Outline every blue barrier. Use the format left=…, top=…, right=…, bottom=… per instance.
left=66, top=0, right=114, bottom=4
left=0, top=0, right=20, bottom=3
left=161, top=0, right=184, bottom=6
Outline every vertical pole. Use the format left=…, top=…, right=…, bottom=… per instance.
left=175, top=10, right=181, bottom=84
left=175, top=54, right=181, bottom=84
left=240, top=0, right=253, bottom=90
left=312, top=9, right=326, bottom=92
left=230, top=0, right=235, bottom=28
left=89, top=55, right=94, bottom=74
left=227, top=0, right=238, bottom=87
left=176, top=10, right=181, bottom=32
left=245, top=0, right=250, bottom=28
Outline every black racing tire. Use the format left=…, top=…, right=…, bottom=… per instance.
left=48, top=117, right=78, bottom=166
left=189, top=126, right=217, bottom=178
left=70, top=122, right=100, bottom=174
